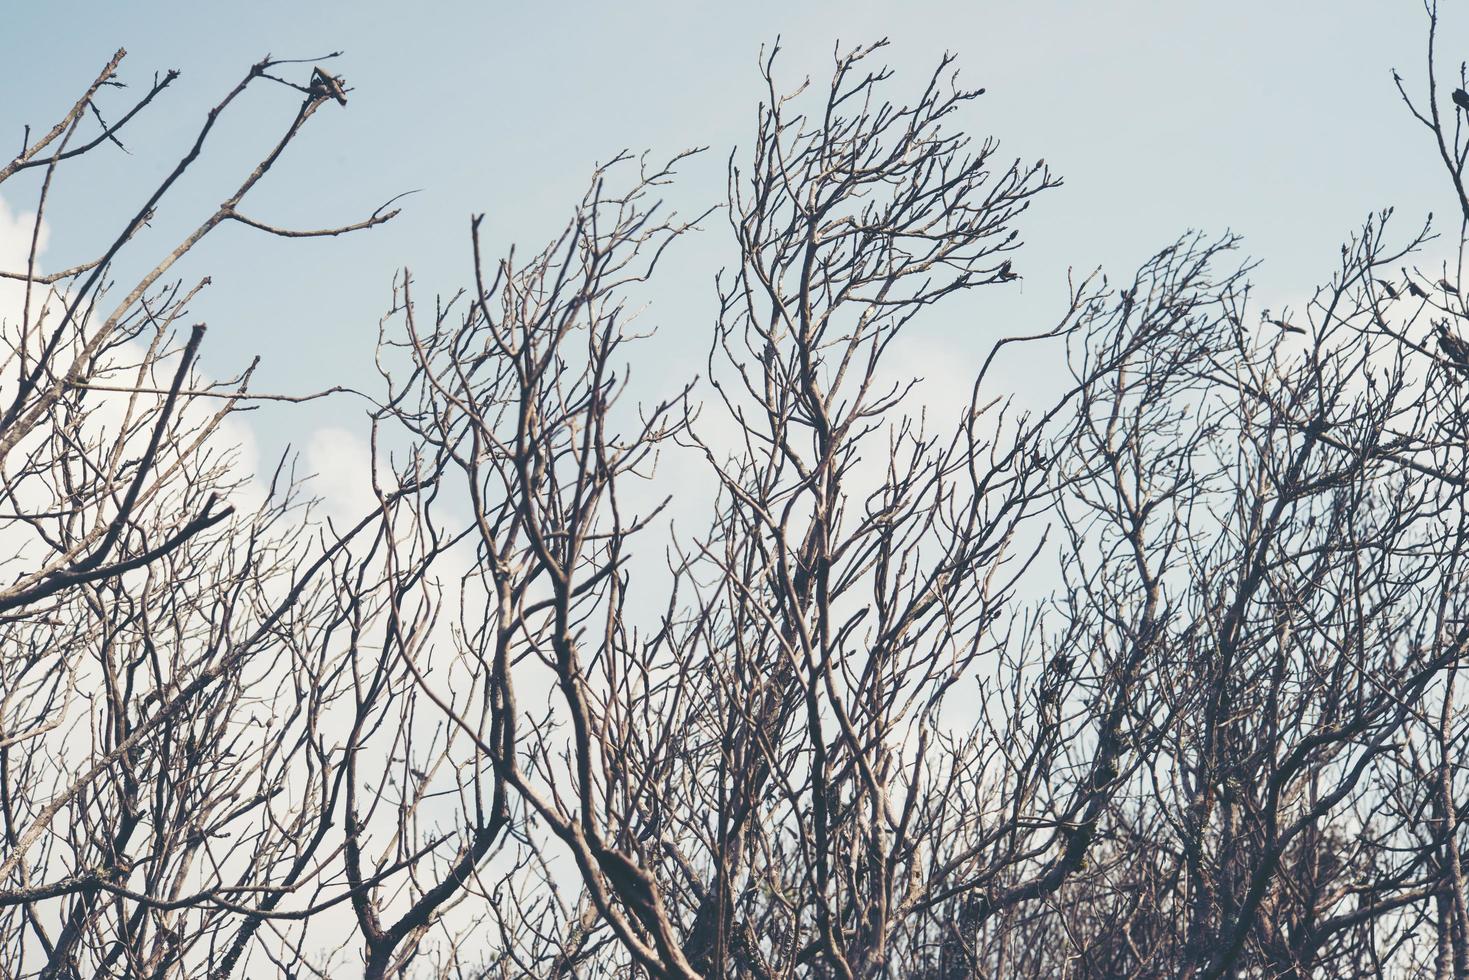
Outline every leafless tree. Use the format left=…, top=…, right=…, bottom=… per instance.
left=0, top=51, right=404, bottom=979
left=11, top=8, right=1469, bottom=979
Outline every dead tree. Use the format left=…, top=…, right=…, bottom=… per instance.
left=0, top=50, right=399, bottom=979
left=15, top=8, right=1469, bottom=980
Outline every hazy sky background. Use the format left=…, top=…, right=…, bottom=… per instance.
left=0, top=1, right=1461, bottom=482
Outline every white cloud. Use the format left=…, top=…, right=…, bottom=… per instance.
left=302, top=424, right=378, bottom=522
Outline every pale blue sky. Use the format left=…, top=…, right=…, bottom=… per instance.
left=0, top=1, right=1458, bottom=461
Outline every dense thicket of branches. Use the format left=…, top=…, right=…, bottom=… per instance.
left=6, top=11, right=1469, bottom=979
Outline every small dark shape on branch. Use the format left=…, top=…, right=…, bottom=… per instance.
left=790, top=520, right=821, bottom=602
left=1376, top=278, right=1398, bottom=299
left=1267, top=317, right=1304, bottom=335
left=1453, top=87, right=1469, bottom=112
left=1407, top=280, right=1428, bottom=299
left=1437, top=321, right=1469, bottom=372
left=311, top=66, right=347, bottom=105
